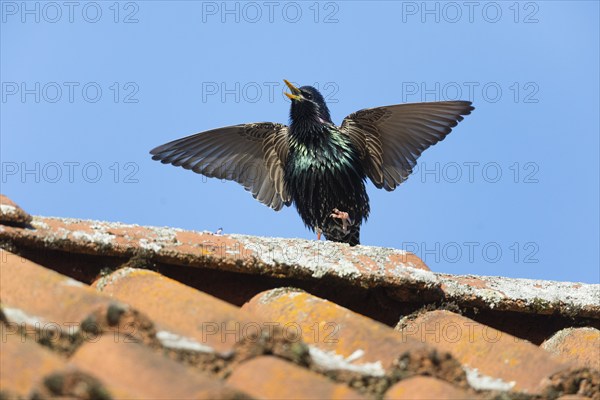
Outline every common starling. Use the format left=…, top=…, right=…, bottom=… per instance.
left=150, top=80, right=474, bottom=246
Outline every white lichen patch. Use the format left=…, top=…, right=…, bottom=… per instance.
left=2, top=307, right=47, bottom=326
left=90, top=221, right=138, bottom=230
left=156, top=330, right=214, bottom=353
left=146, top=226, right=179, bottom=244
left=258, top=287, right=305, bottom=304
left=31, top=219, right=50, bottom=230
left=402, top=266, right=438, bottom=283
left=62, top=277, right=85, bottom=287
left=0, top=204, right=17, bottom=215
left=71, top=230, right=115, bottom=246
left=230, top=234, right=362, bottom=279
left=308, top=346, right=386, bottom=377
left=465, top=276, right=600, bottom=311
left=2, top=307, right=81, bottom=335
left=442, top=277, right=504, bottom=308
left=138, top=238, right=162, bottom=252
left=464, top=366, right=515, bottom=391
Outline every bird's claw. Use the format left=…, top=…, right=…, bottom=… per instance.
left=330, top=208, right=349, bottom=220
left=330, top=209, right=352, bottom=232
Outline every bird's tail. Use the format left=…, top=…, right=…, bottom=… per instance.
left=323, top=221, right=360, bottom=246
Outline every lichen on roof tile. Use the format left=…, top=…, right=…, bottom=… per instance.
left=541, top=327, right=600, bottom=370
left=156, top=330, right=215, bottom=354
left=69, top=335, right=248, bottom=399
left=463, top=366, right=516, bottom=391
left=308, top=346, right=386, bottom=377
left=0, top=194, right=32, bottom=226
left=399, top=310, right=572, bottom=394
left=229, top=234, right=362, bottom=279
left=243, top=288, right=433, bottom=376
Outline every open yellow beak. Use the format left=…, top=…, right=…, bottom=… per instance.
left=284, top=79, right=302, bottom=101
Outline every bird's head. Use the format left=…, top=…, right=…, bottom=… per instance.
left=284, top=80, right=332, bottom=125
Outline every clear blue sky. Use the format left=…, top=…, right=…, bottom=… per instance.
left=2, top=1, right=598, bottom=283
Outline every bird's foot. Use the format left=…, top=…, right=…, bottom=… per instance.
left=330, top=209, right=352, bottom=232
left=316, top=228, right=322, bottom=241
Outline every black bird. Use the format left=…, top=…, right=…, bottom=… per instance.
left=150, top=80, right=474, bottom=246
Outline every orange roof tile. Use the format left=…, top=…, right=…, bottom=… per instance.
left=1, top=250, right=158, bottom=354
left=0, top=324, right=66, bottom=398
left=399, top=310, right=573, bottom=394
left=243, top=288, right=427, bottom=376
left=0, top=194, right=32, bottom=226
left=228, top=356, right=365, bottom=399
left=242, top=287, right=469, bottom=395
left=69, top=334, right=249, bottom=399
left=94, top=268, right=248, bottom=356
left=384, top=376, right=475, bottom=400
left=93, top=268, right=310, bottom=372
left=542, top=327, right=600, bottom=370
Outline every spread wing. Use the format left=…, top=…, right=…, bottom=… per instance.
left=150, top=122, right=291, bottom=210
left=339, top=101, right=474, bottom=190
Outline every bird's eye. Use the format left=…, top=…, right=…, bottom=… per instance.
left=304, top=92, right=313, bottom=100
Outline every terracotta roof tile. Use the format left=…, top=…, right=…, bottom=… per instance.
left=384, top=376, right=475, bottom=400
left=227, top=356, right=365, bottom=399
left=243, top=288, right=419, bottom=374
left=0, top=250, right=157, bottom=354
left=0, top=324, right=66, bottom=398
left=93, top=268, right=309, bottom=373
left=0, top=194, right=32, bottom=226
left=0, top=214, right=427, bottom=278
left=398, top=310, right=576, bottom=394
left=94, top=268, right=242, bottom=355
left=69, top=334, right=250, bottom=399
left=542, top=327, right=600, bottom=370
left=242, top=288, right=467, bottom=393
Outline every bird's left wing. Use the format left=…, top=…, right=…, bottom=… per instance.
left=150, top=122, right=291, bottom=210
left=339, top=101, right=474, bottom=191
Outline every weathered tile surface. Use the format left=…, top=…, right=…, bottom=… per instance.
left=542, top=327, right=600, bottom=370
left=0, top=194, right=32, bottom=226
left=70, top=334, right=250, bottom=399
left=228, top=356, right=364, bottom=399
left=0, top=324, right=66, bottom=398
left=1, top=250, right=157, bottom=353
left=243, top=288, right=457, bottom=380
left=384, top=376, right=475, bottom=400
left=93, top=267, right=309, bottom=369
left=399, top=310, right=572, bottom=394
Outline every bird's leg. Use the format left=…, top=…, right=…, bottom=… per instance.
left=316, top=227, right=322, bottom=241
left=331, top=209, right=353, bottom=232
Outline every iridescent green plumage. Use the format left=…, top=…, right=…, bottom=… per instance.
left=285, top=118, right=368, bottom=245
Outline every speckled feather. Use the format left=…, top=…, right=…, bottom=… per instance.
left=285, top=121, right=369, bottom=245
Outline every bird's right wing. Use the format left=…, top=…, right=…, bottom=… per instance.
left=339, top=101, right=474, bottom=191
left=150, top=122, right=291, bottom=210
